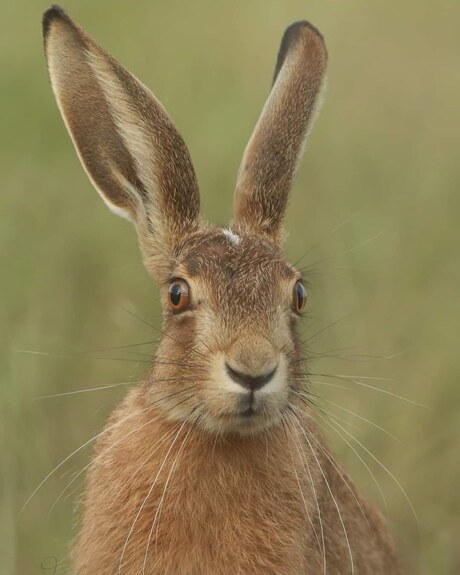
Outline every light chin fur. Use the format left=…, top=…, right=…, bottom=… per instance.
left=199, top=408, right=287, bottom=436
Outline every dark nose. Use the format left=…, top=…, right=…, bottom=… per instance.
left=225, top=363, right=277, bottom=391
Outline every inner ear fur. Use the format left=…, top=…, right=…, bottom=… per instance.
left=43, top=5, right=200, bottom=279
left=233, top=22, right=328, bottom=244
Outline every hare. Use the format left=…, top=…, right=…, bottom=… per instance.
left=42, top=5, right=402, bottom=575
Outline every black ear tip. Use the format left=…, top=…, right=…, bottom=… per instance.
left=42, top=5, right=68, bottom=37
left=273, top=20, right=325, bottom=85
left=285, top=20, right=324, bottom=42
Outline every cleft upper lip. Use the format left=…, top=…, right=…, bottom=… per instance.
left=237, top=393, right=258, bottom=417
left=240, top=405, right=256, bottom=417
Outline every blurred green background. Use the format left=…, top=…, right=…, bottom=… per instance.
left=1, top=1, right=459, bottom=573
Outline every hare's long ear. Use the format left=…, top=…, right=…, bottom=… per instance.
left=42, top=6, right=200, bottom=278
left=233, top=22, right=327, bottom=244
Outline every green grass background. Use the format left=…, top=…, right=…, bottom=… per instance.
left=1, top=1, right=459, bottom=573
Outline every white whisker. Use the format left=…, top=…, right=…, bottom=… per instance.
left=307, top=428, right=371, bottom=529
left=312, top=373, right=427, bottom=408
left=36, top=381, right=142, bottom=399
left=142, top=413, right=199, bottom=573
left=322, top=413, right=419, bottom=527
left=314, top=410, right=388, bottom=509
left=49, top=408, right=188, bottom=515
left=342, top=231, right=383, bottom=255
left=321, top=398, right=401, bottom=443
left=118, top=416, right=190, bottom=574
left=284, top=417, right=326, bottom=574
left=290, top=408, right=355, bottom=575
left=20, top=405, right=152, bottom=517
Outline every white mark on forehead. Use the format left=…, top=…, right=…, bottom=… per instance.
left=222, top=228, right=241, bottom=246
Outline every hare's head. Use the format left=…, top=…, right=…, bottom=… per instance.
left=43, top=6, right=327, bottom=435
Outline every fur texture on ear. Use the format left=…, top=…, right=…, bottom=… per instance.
left=233, top=22, right=328, bottom=245
left=43, top=5, right=200, bottom=279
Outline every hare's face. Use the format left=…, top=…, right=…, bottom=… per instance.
left=154, top=229, right=305, bottom=435
left=44, top=10, right=326, bottom=433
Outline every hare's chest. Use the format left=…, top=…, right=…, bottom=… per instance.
left=74, top=420, right=317, bottom=575
left=131, top=444, right=313, bottom=574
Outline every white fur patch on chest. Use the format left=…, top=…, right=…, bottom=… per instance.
left=222, top=228, right=241, bottom=246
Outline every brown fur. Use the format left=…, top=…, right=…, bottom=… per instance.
left=42, top=6, right=403, bottom=574
left=73, top=389, right=399, bottom=575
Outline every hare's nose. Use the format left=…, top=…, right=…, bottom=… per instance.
left=225, top=363, right=277, bottom=391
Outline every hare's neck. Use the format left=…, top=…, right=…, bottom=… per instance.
left=98, top=387, right=316, bottom=492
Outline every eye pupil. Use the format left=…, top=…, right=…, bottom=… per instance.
left=168, top=280, right=190, bottom=312
left=170, top=283, right=182, bottom=306
left=294, top=281, right=307, bottom=312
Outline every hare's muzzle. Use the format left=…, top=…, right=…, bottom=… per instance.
left=202, top=334, right=287, bottom=430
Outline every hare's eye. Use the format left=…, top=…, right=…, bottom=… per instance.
left=293, top=281, right=307, bottom=313
left=169, top=280, right=190, bottom=312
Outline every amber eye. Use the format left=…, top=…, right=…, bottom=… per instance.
left=293, top=281, right=307, bottom=313
left=168, top=280, right=190, bottom=312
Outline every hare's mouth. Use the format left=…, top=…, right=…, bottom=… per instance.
left=213, top=406, right=285, bottom=435
left=222, top=398, right=268, bottom=420
left=219, top=408, right=270, bottom=426
left=211, top=395, right=286, bottom=434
